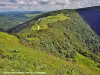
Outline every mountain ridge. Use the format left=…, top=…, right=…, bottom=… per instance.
left=8, top=9, right=100, bottom=63
left=0, top=8, right=100, bottom=74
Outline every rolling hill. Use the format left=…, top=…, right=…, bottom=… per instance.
left=0, top=8, right=100, bottom=75
left=0, top=32, right=100, bottom=75
left=0, top=11, right=42, bottom=30
left=9, top=9, right=100, bottom=61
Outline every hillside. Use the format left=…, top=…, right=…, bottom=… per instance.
left=0, top=11, right=42, bottom=30
left=9, top=10, right=100, bottom=62
left=0, top=9, right=99, bottom=74
left=0, top=14, right=27, bottom=30
left=1, top=32, right=100, bottom=75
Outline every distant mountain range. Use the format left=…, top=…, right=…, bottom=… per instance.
left=0, top=11, right=43, bottom=16
left=0, top=11, right=43, bottom=30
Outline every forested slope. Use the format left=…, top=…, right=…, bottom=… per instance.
left=2, top=9, right=100, bottom=75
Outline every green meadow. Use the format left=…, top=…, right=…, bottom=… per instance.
left=0, top=32, right=98, bottom=75
left=31, top=13, right=70, bottom=30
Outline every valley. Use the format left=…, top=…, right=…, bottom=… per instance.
left=0, top=11, right=42, bottom=30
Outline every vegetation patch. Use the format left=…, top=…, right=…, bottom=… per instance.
left=31, top=13, right=70, bottom=30
left=25, top=14, right=39, bottom=18
left=0, top=32, right=96, bottom=75
left=75, top=52, right=100, bottom=75
left=4, top=9, right=100, bottom=74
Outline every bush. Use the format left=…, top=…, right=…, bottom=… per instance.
left=97, top=65, right=100, bottom=68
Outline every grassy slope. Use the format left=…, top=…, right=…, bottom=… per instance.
left=17, top=10, right=100, bottom=62
left=0, top=15, right=26, bottom=30
left=17, top=12, right=76, bottom=59
left=0, top=15, right=8, bottom=24
left=0, top=15, right=9, bottom=29
left=75, top=53, right=100, bottom=75
left=31, top=13, right=70, bottom=30
left=0, top=32, right=98, bottom=75
left=25, top=14, right=39, bottom=18
left=4, top=10, right=100, bottom=74
left=0, top=13, right=39, bottom=30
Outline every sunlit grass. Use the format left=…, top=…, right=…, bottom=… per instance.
left=25, top=14, right=39, bottom=18
left=75, top=52, right=100, bottom=75
left=31, top=13, right=70, bottom=31
left=0, top=32, right=99, bottom=75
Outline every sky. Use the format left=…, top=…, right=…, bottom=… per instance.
left=0, top=0, right=100, bottom=11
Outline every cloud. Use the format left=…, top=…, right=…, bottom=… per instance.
left=39, top=2, right=48, bottom=5
left=0, top=0, right=100, bottom=11
left=8, top=0, right=17, bottom=3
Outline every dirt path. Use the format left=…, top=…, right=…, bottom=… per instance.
left=35, top=19, right=41, bottom=30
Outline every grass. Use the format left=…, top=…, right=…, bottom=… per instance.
left=0, top=32, right=100, bottom=75
left=0, top=15, right=28, bottom=30
left=31, top=13, right=70, bottom=30
left=25, top=14, right=39, bottom=18
left=18, top=10, right=100, bottom=64
left=0, top=32, right=91, bottom=75
left=75, top=53, right=96, bottom=67
left=5, top=10, right=100, bottom=75
left=75, top=52, right=100, bottom=75
left=26, top=37, right=39, bottom=41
